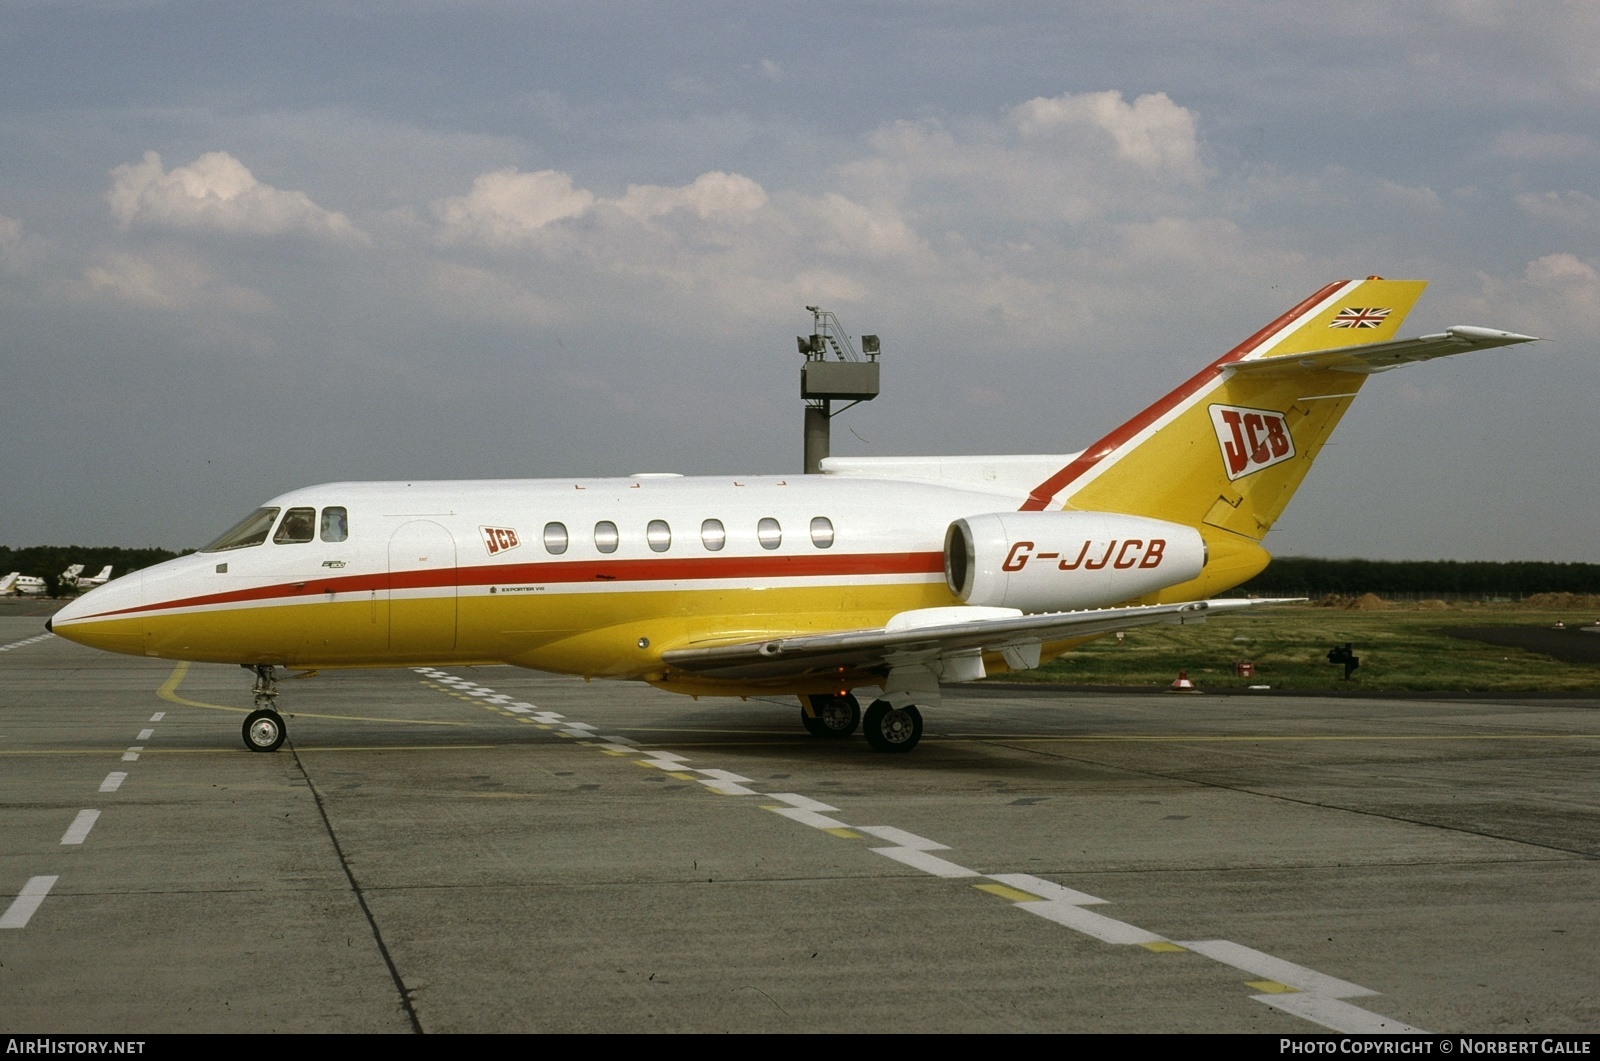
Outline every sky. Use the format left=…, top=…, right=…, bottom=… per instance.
left=1, top=1, right=1596, bottom=561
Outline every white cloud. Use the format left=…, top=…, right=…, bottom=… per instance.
left=0, top=214, right=43, bottom=275
left=839, top=90, right=1206, bottom=232
left=611, top=171, right=766, bottom=222
left=1010, top=90, right=1201, bottom=177
left=431, top=168, right=594, bottom=244
left=77, top=248, right=271, bottom=314
left=1457, top=253, right=1600, bottom=339
left=107, top=151, right=365, bottom=241
left=1515, top=190, right=1600, bottom=229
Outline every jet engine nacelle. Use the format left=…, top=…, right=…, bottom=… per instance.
left=944, top=511, right=1206, bottom=613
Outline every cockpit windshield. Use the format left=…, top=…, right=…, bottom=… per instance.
left=200, top=507, right=281, bottom=553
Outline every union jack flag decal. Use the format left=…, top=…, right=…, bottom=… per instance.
left=1329, top=307, right=1391, bottom=329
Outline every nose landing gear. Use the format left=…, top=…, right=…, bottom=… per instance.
left=241, top=664, right=287, bottom=752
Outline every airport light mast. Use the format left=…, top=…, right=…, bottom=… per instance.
left=799, top=306, right=880, bottom=474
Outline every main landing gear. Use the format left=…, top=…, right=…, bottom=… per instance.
left=862, top=700, right=922, bottom=753
left=241, top=664, right=287, bottom=752
left=800, top=693, right=924, bottom=752
left=802, top=693, right=861, bottom=738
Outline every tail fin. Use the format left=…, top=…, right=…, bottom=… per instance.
left=1019, top=278, right=1534, bottom=599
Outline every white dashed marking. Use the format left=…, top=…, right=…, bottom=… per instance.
left=856, top=825, right=948, bottom=850
left=1254, top=993, right=1424, bottom=1034
left=99, top=772, right=127, bottom=793
left=1019, top=899, right=1166, bottom=945
left=60, top=810, right=101, bottom=845
left=0, top=876, right=59, bottom=929
left=870, top=846, right=980, bottom=878
left=137, top=728, right=154, bottom=741
left=0, top=634, right=53, bottom=653
left=988, top=873, right=1108, bottom=906
left=1179, top=940, right=1374, bottom=998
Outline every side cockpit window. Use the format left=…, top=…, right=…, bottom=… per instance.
left=320, top=507, right=349, bottom=543
left=273, top=507, right=317, bottom=544
left=200, top=507, right=281, bottom=553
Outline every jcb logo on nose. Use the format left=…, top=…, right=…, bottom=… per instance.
left=480, top=526, right=521, bottom=555
left=1209, top=404, right=1295, bottom=480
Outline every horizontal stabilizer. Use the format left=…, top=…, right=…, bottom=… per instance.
left=662, top=597, right=1296, bottom=681
left=1225, top=326, right=1538, bottom=377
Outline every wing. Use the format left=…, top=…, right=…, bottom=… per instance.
left=1226, top=326, right=1538, bottom=377
left=661, top=598, right=1294, bottom=682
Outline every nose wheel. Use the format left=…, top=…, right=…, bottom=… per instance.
left=243, top=708, right=286, bottom=752
left=241, top=663, right=288, bottom=752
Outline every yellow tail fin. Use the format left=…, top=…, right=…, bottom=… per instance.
left=1021, top=278, right=1429, bottom=598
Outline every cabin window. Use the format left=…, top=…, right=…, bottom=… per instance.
left=272, top=507, right=316, bottom=544
left=200, top=507, right=281, bottom=553
left=757, top=517, right=782, bottom=550
left=647, top=520, right=671, bottom=553
left=543, top=522, right=569, bottom=555
left=320, top=507, right=349, bottom=543
left=594, top=521, right=619, bottom=554
left=810, top=516, right=835, bottom=549
left=700, top=519, right=726, bottom=551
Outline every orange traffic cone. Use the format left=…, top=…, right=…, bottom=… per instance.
left=1169, top=670, right=1197, bottom=692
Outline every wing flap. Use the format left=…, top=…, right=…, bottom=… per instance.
left=1226, top=326, right=1538, bottom=377
left=660, top=598, right=1294, bottom=681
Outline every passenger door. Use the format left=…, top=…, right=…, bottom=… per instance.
left=388, top=520, right=458, bottom=656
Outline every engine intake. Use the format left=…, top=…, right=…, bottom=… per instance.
left=944, top=511, right=1206, bottom=613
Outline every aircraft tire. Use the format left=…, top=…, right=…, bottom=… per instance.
left=803, top=693, right=861, bottom=738
left=863, top=701, right=922, bottom=753
left=243, top=709, right=286, bottom=753
left=801, top=706, right=829, bottom=738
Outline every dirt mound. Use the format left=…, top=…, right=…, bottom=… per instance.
left=1522, top=592, right=1600, bottom=610
left=1416, top=599, right=1451, bottom=610
left=1349, top=592, right=1390, bottom=611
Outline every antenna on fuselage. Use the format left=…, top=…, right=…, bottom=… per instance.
left=798, top=306, right=881, bottom=474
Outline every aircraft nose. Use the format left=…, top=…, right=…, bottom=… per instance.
left=51, top=570, right=149, bottom=656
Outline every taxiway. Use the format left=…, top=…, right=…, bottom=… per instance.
left=2, top=614, right=1596, bottom=1033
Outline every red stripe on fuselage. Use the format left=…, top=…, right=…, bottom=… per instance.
left=65, top=551, right=948, bottom=622
left=1019, top=281, right=1347, bottom=511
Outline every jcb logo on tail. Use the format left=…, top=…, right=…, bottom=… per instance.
left=480, top=526, right=521, bottom=555
left=1209, top=405, right=1295, bottom=480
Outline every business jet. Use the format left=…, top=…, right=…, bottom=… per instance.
left=62, top=565, right=114, bottom=593
left=0, top=572, right=20, bottom=595
left=49, top=278, right=1536, bottom=753
left=7, top=572, right=46, bottom=596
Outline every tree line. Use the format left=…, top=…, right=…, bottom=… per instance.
left=1238, top=557, right=1600, bottom=599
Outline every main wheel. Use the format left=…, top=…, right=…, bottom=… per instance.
left=862, top=700, right=922, bottom=753
left=243, top=708, right=286, bottom=752
left=802, top=694, right=861, bottom=738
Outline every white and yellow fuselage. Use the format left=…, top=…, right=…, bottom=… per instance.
left=53, top=475, right=1083, bottom=695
